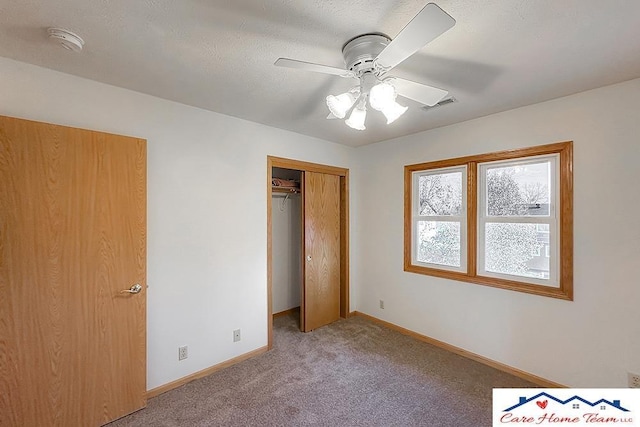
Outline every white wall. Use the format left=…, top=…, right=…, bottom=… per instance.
left=353, top=78, right=640, bottom=387
left=4, top=54, right=638, bottom=390
left=0, top=57, right=355, bottom=390
left=271, top=192, right=302, bottom=313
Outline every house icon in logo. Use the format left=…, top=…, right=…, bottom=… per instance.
left=504, top=392, right=630, bottom=412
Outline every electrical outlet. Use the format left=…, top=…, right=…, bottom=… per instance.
left=178, top=345, right=188, bottom=361
left=233, top=329, right=241, bottom=342
left=629, top=372, right=640, bottom=388
left=379, top=299, right=385, bottom=309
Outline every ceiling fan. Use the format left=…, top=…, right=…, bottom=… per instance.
left=275, top=3, right=456, bottom=130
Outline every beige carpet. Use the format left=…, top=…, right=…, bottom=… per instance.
left=109, top=312, right=535, bottom=426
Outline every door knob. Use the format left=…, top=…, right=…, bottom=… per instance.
left=306, top=255, right=312, bottom=262
left=121, top=284, right=143, bottom=294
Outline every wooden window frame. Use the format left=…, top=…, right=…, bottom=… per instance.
left=404, top=141, right=573, bottom=300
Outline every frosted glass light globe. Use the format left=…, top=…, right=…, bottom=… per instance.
left=381, top=102, right=408, bottom=124
left=369, top=82, right=395, bottom=111
left=345, top=105, right=367, bottom=130
left=326, top=92, right=357, bottom=119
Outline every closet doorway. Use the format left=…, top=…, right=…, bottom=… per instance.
left=267, top=156, right=349, bottom=348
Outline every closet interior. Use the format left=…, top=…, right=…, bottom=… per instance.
left=271, top=167, right=303, bottom=325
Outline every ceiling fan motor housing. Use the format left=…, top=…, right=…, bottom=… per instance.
left=342, top=34, right=390, bottom=77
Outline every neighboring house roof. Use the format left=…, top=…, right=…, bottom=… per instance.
left=523, top=203, right=550, bottom=216
left=504, top=392, right=630, bottom=412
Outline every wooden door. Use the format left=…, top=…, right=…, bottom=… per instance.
left=303, top=171, right=340, bottom=332
left=0, top=116, right=147, bottom=426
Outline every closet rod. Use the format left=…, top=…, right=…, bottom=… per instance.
left=272, top=192, right=300, bottom=197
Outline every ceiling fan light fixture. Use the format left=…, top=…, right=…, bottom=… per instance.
left=369, top=80, right=407, bottom=124
left=369, top=81, right=396, bottom=111
left=380, top=101, right=408, bottom=124
left=326, top=90, right=358, bottom=119
left=345, top=101, right=367, bottom=130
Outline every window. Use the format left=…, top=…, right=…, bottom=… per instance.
left=404, top=142, right=573, bottom=300
left=478, top=156, right=557, bottom=286
left=412, top=166, right=467, bottom=272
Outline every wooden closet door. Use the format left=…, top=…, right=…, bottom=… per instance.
left=0, top=116, right=147, bottom=426
left=303, top=171, right=340, bottom=332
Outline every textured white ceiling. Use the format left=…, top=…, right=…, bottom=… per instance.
left=1, top=0, right=640, bottom=146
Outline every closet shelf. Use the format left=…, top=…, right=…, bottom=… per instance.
left=272, top=186, right=300, bottom=194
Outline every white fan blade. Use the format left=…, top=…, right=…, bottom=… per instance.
left=275, top=58, right=349, bottom=76
left=392, top=77, right=448, bottom=106
left=375, top=3, right=455, bottom=71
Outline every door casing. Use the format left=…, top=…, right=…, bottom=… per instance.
left=266, top=156, right=349, bottom=347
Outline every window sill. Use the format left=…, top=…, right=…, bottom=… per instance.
left=403, top=263, right=573, bottom=300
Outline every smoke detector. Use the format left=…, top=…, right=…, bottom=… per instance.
left=48, top=28, right=84, bottom=52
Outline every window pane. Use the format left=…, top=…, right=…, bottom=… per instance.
left=417, top=221, right=461, bottom=267
left=418, top=172, right=462, bottom=216
left=486, top=161, right=550, bottom=216
left=485, top=223, right=549, bottom=280
left=536, top=224, right=549, bottom=233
